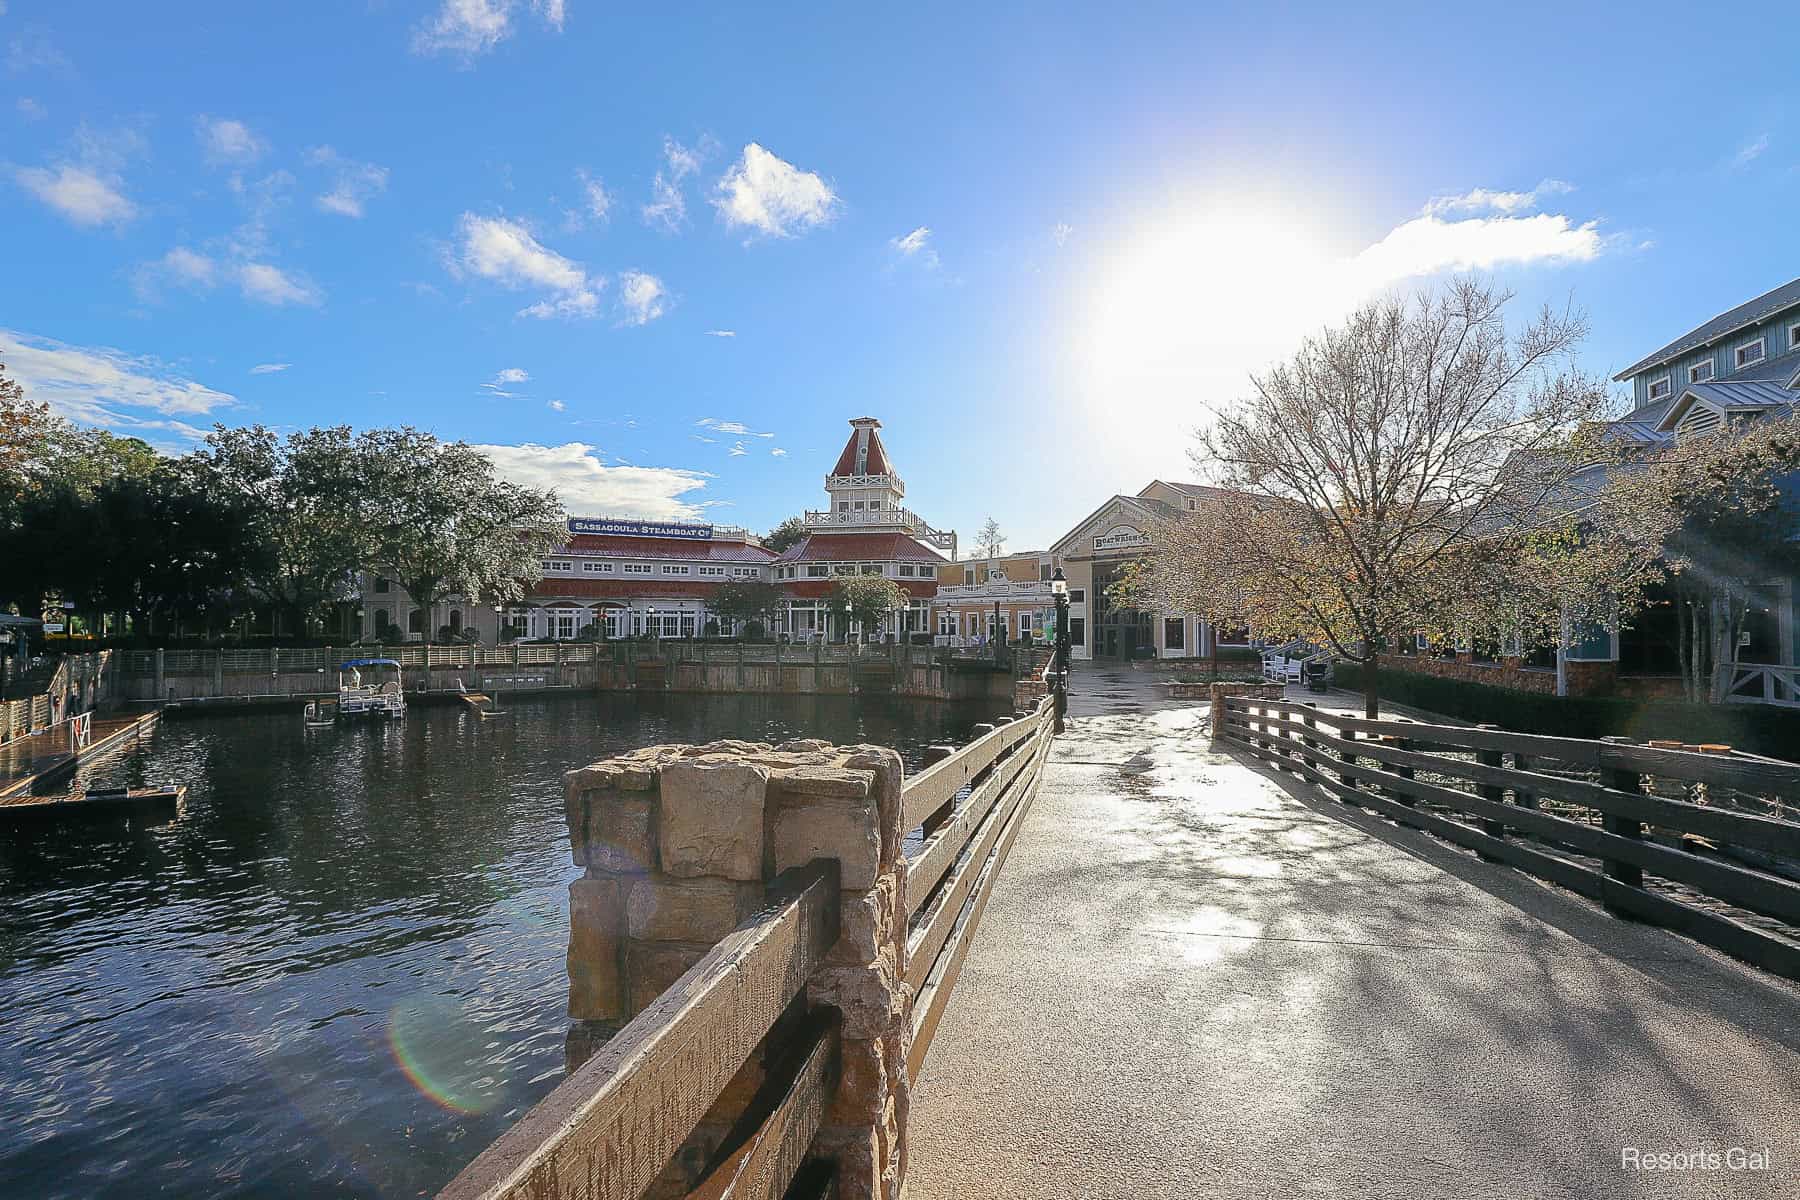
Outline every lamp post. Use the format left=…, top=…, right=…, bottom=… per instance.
left=1050, top=566, right=1070, bottom=732
left=646, top=606, right=659, bottom=653
left=492, top=603, right=504, bottom=646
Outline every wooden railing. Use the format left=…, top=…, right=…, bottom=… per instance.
left=440, top=862, right=842, bottom=1200
left=1216, top=697, right=1800, bottom=983
left=900, top=696, right=1057, bottom=1077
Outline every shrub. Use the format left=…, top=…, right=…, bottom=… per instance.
left=1336, top=663, right=1800, bottom=761
left=743, top=619, right=767, bottom=641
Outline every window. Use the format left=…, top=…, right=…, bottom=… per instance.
left=582, top=560, right=613, bottom=573
left=555, top=610, right=578, bottom=640
left=835, top=563, right=857, bottom=576
left=898, top=563, right=915, bottom=577
left=1019, top=612, right=1034, bottom=636
left=408, top=609, right=423, bottom=634
left=838, top=502, right=848, bottom=512
left=699, top=565, right=724, bottom=576
left=861, top=564, right=881, bottom=575
left=1689, top=359, right=1715, bottom=384
left=1069, top=617, right=1085, bottom=647
left=1790, top=322, right=1800, bottom=351
left=1069, top=589, right=1085, bottom=605
left=1040, top=563, right=1052, bottom=581
left=661, top=564, right=690, bottom=576
left=735, top=567, right=757, bottom=577
left=1735, top=337, right=1766, bottom=369
left=964, top=567, right=976, bottom=585
left=374, top=577, right=390, bottom=594
left=623, top=562, right=653, bottom=575
left=374, top=608, right=389, bottom=633
left=1645, top=375, right=1671, bottom=402
left=1164, top=618, right=1185, bottom=650
left=1186, top=498, right=1197, bottom=510
left=807, top=565, right=828, bottom=578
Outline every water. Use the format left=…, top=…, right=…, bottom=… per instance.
left=0, top=691, right=1006, bottom=1200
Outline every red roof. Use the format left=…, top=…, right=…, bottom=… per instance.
left=781, top=579, right=937, bottom=600
left=526, top=579, right=724, bottom=602
left=777, top=532, right=944, bottom=563
left=561, top=534, right=776, bottom=563
left=830, top=419, right=892, bottom=477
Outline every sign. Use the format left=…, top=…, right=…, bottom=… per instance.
left=43, top=622, right=66, bottom=633
left=1094, top=526, right=1151, bottom=551
left=568, top=518, right=714, bottom=540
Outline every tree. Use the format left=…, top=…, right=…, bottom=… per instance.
left=357, top=428, right=566, bottom=635
left=1120, top=280, right=1659, bottom=717
left=764, top=515, right=808, bottom=553
left=191, top=425, right=371, bottom=636
left=975, top=517, right=1006, bottom=560
left=1622, top=412, right=1800, bottom=702
left=828, top=575, right=908, bottom=638
left=709, top=578, right=783, bottom=633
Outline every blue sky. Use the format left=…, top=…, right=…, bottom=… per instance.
left=3, top=1, right=1797, bottom=551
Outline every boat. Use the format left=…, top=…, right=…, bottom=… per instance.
left=336, top=658, right=407, bottom=720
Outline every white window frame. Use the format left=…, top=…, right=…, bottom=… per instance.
left=1645, top=374, right=1672, bottom=402
left=661, top=564, right=690, bottom=576
left=1688, top=359, right=1714, bottom=384
left=623, top=562, right=652, bottom=575
left=1735, top=336, right=1766, bottom=369
left=1789, top=320, right=1800, bottom=351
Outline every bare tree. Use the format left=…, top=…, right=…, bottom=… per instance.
left=975, top=517, right=1005, bottom=560
left=1120, top=280, right=1666, bottom=717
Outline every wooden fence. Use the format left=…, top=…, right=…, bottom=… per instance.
left=900, top=698, right=1056, bottom=1077
left=439, top=697, right=1056, bottom=1200
left=1215, top=696, right=1800, bottom=983
left=441, top=862, right=842, bottom=1200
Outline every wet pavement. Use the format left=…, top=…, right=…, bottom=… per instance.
left=906, top=662, right=1800, bottom=1199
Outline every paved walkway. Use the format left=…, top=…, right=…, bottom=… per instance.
left=907, top=663, right=1800, bottom=1199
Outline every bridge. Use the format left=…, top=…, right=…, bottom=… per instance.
left=439, top=664, right=1800, bottom=1200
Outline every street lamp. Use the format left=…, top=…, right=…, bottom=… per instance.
left=493, top=603, right=505, bottom=645
left=646, top=606, right=659, bottom=651
left=1050, top=566, right=1070, bottom=732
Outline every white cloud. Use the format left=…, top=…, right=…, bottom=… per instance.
left=1052, top=221, right=1072, bottom=247
left=16, top=97, right=45, bottom=120
left=547, top=398, right=565, bottom=412
left=692, top=434, right=716, bottom=443
left=535, top=0, right=566, bottom=31
left=133, top=246, right=219, bottom=299
left=889, top=225, right=939, bottom=269
left=475, top=441, right=713, bottom=520
left=643, top=136, right=706, bottom=233
left=197, top=116, right=266, bottom=164
left=713, top=143, right=838, bottom=238
left=14, top=164, right=135, bottom=227
left=696, top=417, right=773, bottom=438
left=770, top=447, right=787, bottom=457
left=1423, top=179, right=1573, bottom=217
left=250, top=362, right=290, bottom=374
left=1, top=328, right=236, bottom=436
left=451, top=213, right=601, bottom=319
left=571, top=169, right=610, bottom=225
left=238, top=262, right=322, bottom=306
left=413, top=0, right=511, bottom=56
left=728, top=441, right=747, bottom=456
left=1734, top=134, right=1769, bottom=167
left=1346, top=212, right=1604, bottom=290
left=482, top=367, right=529, bottom=397
left=308, top=146, right=388, bottom=217
left=617, top=270, right=668, bottom=326
left=705, top=329, right=736, bottom=338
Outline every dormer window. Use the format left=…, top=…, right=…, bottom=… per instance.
left=1675, top=401, right=1725, bottom=441
left=1688, top=360, right=1714, bottom=384
left=1735, top=337, right=1766, bottom=369
left=1646, top=375, right=1671, bottom=402
left=1790, top=321, right=1800, bottom=351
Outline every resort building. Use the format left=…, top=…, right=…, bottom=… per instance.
left=766, top=418, right=953, bottom=640
left=930, top=550, right=1058, bottom=646
left=1048, top=481, right=1239, bottom=661
left=356, top=520, right=778, bottom=645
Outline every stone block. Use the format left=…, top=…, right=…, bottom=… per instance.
left=568, top=875, right=627, bottom=1020
left=826, top=1035, right=892, bottom=1128
left=584, top=793, right=656, bottom=875
left=627, top=940, right=711, bottom=1012
left=843, top=747, right=905, bottom=870
left=770, top=792, right=881, bottom=890
left=809, top=959, right=905, bottom=1040
left=812, top=1125, right=882, bottom=1200
left=657, top=759, right=770, bottom=881
left=827, top=873, right=898, bottom=967
left=626, top=875, right=763, bottom=942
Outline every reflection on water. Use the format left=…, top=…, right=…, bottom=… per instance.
left=0, top=691, right=1004, bottom=1200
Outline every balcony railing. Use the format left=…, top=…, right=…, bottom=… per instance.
left=802, top=507, right=955, bottom=551
left=935, top=581, right=1052, bottom=599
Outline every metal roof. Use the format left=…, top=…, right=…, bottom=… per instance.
left=1614, top=276, right=1800, bottom=381
left=338, top=658, right=401, bottom=669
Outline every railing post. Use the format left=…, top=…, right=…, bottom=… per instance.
left=154, top=647, right=165, bottom=699
left=1599, top=735, right=1645, bottom=899
left=213, top=649, right=224, bottom=697
left=919, top=744, right=956, bottom=839
left=1299, top=703, right=1320, bottom=772
left=1474, top=723, right=1507, bottom=853
left=1512, top=752, right=1538, bottom=810
left=561, top=737, right=911, bottom=1199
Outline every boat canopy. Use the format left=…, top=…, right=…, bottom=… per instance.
left=338, top=658, right=402, bottom=670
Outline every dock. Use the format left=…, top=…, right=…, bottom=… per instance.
left=0, top=709, right=162, bottom=801
left=0, top=783, right=186, bottom=823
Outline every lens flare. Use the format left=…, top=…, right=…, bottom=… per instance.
left=387, top=995, right=502, bottom=1115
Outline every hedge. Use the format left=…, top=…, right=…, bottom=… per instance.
left=1335, top=662, right=1800, bottom=762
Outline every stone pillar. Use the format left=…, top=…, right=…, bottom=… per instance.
left=562, top=737, right=911, bottom=1200
left=154, top=647, right=165, bottom=699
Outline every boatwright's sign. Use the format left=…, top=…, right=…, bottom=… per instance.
left=1094, top=526, right=1151, bottom=551
left=568, top=518, right=714, bottom=540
